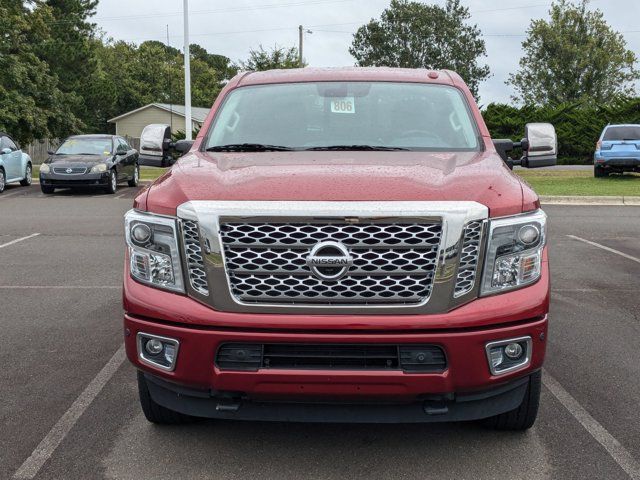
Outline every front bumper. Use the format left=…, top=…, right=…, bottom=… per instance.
left=141, top=370, right=535, bottom=423
left=40, top=171, right=110, bottom=188
left=125, top=313, right=547, bottom=402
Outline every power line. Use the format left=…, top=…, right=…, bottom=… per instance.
left=44, top=0, right=358, bottom=25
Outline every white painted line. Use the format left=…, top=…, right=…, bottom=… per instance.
left=0, top=233, right=40, bottom=250
left=0, top=285, right=120, bottom=289
left=13, top=344, right=126, bottom=480
left=567, top=234, right=640, bottom=265
left=543, top=369, right=640, bottom=479
left=114, top=192, right=127, bottom=199
left=0, top=190, right=27, bottom=199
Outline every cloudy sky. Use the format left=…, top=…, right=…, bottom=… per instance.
left=93, top=0, right=640, bottom=105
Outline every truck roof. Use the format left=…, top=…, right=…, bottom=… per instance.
left=235, top=67, right=460, bottom=87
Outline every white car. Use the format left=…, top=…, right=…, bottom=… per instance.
left=0, top=132, right=32, bottom=193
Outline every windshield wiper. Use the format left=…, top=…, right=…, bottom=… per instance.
left=305, top=145, right=410, bottom=151
left=206, top=143, right=294, bottom=152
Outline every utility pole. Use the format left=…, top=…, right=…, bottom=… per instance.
left=167, top=24, right=173, bottom=133
left=183, top=0, right=192, bottom=140
left=298, top=25, right=312, bottom=68
left=298, top=25, right=303, bottom=68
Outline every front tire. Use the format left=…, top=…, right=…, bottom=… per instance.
left=137, top=371, right=195, bottom=425
left=0, top=168, right=5, bottom=193
left=41, top=185, right=55, bottom=194
left=128, top=164, right=139, bottom=187
left=20, top=163, right=32, bottom=186
left=105, top=169, right=117, bottom=194
left=594, top=165, right=609, bottom=178
left=482, top=370, right=541, bottom=431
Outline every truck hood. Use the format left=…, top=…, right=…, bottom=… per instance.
left=142, top=151, right=537, bottom=217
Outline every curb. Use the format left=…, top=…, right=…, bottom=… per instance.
left=540, top=195, right=640, bottom=206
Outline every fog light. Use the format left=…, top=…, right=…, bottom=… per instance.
left=145, top=338, right=163, bottom=355
left=504, top=342, right=523, bottom=359
left=137, top=333, right=180, bottom=371
left=485, top=337, right=531, bottom=376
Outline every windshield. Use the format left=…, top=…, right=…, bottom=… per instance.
left=56, top=138, right=113, bottom=155
left=603, top=126, right=640, bottom=141
left=205, top=82, right=480, bottom=151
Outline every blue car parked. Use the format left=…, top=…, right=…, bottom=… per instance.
left=594, top=124, right=640, bottom=177
left=0, top=132, right=33, bottom=193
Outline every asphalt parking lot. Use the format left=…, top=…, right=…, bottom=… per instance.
left=1, top=183, right=640, bottom=480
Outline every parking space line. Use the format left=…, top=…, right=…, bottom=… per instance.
left=113, top=192, right=127, bottom=199
left=12, top=344, right=126, bottom=480
left=543, top=369, right=640, bottom=480
left=0, top=233, right=40, bottom=250
left=0, top=190, right=28, bottom=200
left=567, top=234, right=640, bottom=264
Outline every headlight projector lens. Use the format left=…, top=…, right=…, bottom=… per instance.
left=518, top=225, right=540, bottom=245
left=132, top=223, right=152, bottom=244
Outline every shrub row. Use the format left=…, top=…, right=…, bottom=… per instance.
left=482, top=99, right=640, bottom=164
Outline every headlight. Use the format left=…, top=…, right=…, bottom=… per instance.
left=90, top=164, right=107, bottom=173
left=40, top=164, right=50, bottom=174
left=124, top=210, right=184, bottom=293
left=480, top=210, right=547, bottom=296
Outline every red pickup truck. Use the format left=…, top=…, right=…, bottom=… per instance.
left=124, top=68, right=557, bottom=430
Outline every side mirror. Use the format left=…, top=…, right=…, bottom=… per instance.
left=521, top=123, right=557, bottom=168
left=1, top=147, right=12, bottom=155
left=173, top=139, right=194, bottom=155
left=47, top=149, right=56, bottom=155
left=139, top=124, right=172, bottom=167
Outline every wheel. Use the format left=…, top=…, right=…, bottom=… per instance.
left=482, top=370, right=541, bottom=431
left=20, top=163, right=32, bottom=186
left=40, top=184, right=55, bottom=194
left=594, top=166, right=609, bottom=178
left=137, top=371, right=195, bottom=424
left=0, top=168, right=5, bottom=193
left=128, top=164, right=139, bottom=187
left=105, top=169, right=117, bottom=194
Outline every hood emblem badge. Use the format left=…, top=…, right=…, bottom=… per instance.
left=65, top=168, right=73, bottom=174
left=306, top=241, right=353, bottom=281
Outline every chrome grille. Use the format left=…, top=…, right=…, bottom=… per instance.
left=181, top=220, right=209, bottom=296
left=220, top=222, right=442, bottom=305
left=53, top=167, right=87, bottom=175
left=453, top=221, right=483, bottom=297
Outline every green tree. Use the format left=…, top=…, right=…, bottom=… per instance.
left=0, top=0, right=80, bottom=144
left=239, top=45, right=304, bottom=71
left=38, top=0, right=101, bottom=132
left=508, top=0, right=639, bottom=105
left=349, top=0, right=490, bottom=98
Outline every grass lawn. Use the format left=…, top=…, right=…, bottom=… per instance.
left=517, top=170, right=640, bottom=196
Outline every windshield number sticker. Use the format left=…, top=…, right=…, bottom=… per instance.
left=330, top=97, right=355, bottom=114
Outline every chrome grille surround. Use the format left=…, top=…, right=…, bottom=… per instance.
left=53, top=167, right=88, bottom=175
left=181, top=220, right=209, bottom=296
left=453, top=220, right=484, bottom=297
left=221, top=222, right=441, bottom=304
left=177, top=201, right=488, bottom=315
